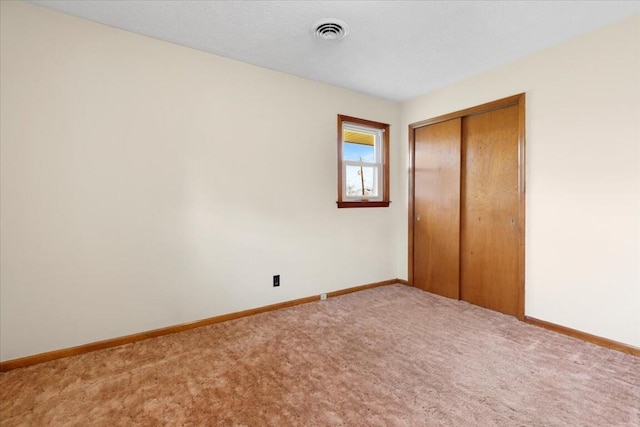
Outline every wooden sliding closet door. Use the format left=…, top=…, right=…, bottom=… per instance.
left=413, top=118, right=461, bottom=299
left=409, top=94, right=525, bottom=319
left=460, top=105, right=520, bottom=317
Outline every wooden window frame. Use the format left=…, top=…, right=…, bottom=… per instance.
left=337, top=114, right=390, bottom=208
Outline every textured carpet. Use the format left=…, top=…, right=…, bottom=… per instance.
left=1, top=284, right=638, bottom=426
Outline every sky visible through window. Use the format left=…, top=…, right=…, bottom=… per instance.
left=343, top=142, right=374, bottom=162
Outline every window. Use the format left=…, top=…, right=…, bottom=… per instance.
left=337, top=115, right=390, bottom=208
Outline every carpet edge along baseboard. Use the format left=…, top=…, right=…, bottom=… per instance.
left=524, top=316, right=640, bottom=357
left=0, top=279, right=408, bottom=372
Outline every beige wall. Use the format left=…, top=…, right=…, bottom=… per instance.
left=0, top=2, right=401, bottom=361
left=401, top=14, right=640, bottom=347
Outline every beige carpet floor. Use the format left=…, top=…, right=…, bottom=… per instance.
left=1, top=284, right=639, bottom=426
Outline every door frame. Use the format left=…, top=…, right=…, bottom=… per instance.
left=408, top=93, right=526, bottom=320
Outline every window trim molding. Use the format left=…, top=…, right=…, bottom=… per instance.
left=337, top=114, right=390, bottom=208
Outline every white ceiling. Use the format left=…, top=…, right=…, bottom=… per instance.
left=27, top=1, right=640, bottom=102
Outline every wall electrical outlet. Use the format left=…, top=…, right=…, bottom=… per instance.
left=320, top=293, right=327, bottom=300
left=273, top=275, right=280, bottom=287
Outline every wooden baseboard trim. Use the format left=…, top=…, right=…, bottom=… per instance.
left=525, top=316, right=639, bottom=357
left=0, top=279, right=403, bottom=372
left=327, top=278, right=404, bottom=298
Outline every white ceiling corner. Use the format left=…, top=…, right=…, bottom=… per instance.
left=25, top=0, right=640, bottom=102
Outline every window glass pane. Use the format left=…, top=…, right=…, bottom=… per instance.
left=346, top=165, right=378, bottom=197
left=343, top=142, right=375, bottom=162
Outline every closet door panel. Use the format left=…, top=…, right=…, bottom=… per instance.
left=413, top=119, right=461, bottom=299
left=460, top=105, right=520, bottom=316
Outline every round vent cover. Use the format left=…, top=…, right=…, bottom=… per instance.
left=313, top=18, right=349, bottom=41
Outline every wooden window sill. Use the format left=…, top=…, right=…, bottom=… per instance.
left=337, top=201, right=391, bottom=208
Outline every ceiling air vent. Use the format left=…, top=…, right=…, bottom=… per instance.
left=314, top=18, right=349, bottom=41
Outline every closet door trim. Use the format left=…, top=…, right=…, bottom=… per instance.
left=407, top=93, right=526, bottom=320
